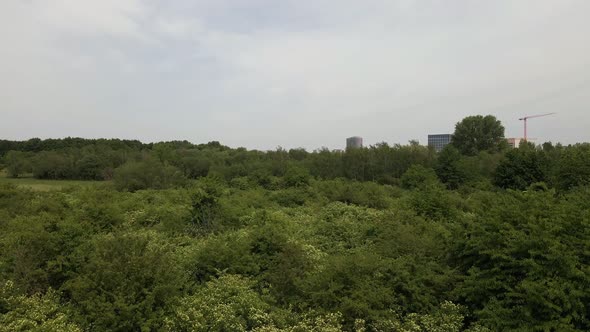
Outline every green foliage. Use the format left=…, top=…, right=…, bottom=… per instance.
left=452, top=190, right=590, bottom=331
left=452, top=115, right=506, bottom=155
left=301, top=251, right=398, bottom=326
left=63, top=231, right=187, bottom=331
left=164, top=274, right=272, bottom=331
left=75, top=153, right=105, bottom=180
left=0, top=178, right=588, bottom=331
left=3, top=134, right=587, bottom=195
left=308, top=147, right=343, bottom=179
left=187, top=185, right=221, bottom=234
left=3, top=151, right=31, bottom=178
left=283, top=165, right=311, bottom=188
left=435, top=145, right=465, bottom=189
left=314, top=179, right=393, bottom=209
left=401, top=165, right=440, bottom=190
left=113, top=159, right=187, bottom=191
left=33, top=151, right=76, bottom=180
left=493, top=143, right=548, bottom=190
left=1, top=133, right=590, bottom=331
left=553, top=144, right=590, bottom=191
left=0, top=208, right=87, bottom=294
left=175, top=150, right=211, bottom=179
left=0, top=281, right=81, bottom=332
left=406, top=184, right=457, bottom=220
left=369, top=301, right=475, bottom=332
left=270, top=188, right=313, bottom=207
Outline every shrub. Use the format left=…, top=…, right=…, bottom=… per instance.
left=113, top=160, right=187, bottom=191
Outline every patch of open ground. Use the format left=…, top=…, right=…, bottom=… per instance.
left=0, top=169, right=105, bottom=191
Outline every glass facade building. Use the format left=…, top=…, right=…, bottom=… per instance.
left=428, top=134, right=452, bottom=152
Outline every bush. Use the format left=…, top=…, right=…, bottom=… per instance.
left=32, top=151, right=75, bottom=179
left=283, top=166, right=311, bottom=188
left=493, top=145, right=548, bottom=190
left=401, top=165, right=440, bottom=190
left=63, top=231, right=186, bottom=331
left=113, top=160, right=187, bottom=191
left=3, top=151, right=31, bottom=178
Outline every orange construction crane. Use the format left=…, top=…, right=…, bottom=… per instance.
left=518, top=113, right=555, bottom=141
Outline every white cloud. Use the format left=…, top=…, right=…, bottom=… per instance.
left=0, top=0, right=589, bottom=148
left=34, top=0, right=148, bottom=40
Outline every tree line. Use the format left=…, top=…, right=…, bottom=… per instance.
left=2, top=115, right=590, bottom=193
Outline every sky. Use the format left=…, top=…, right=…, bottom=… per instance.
left=1, top=0, right=589, bottom=150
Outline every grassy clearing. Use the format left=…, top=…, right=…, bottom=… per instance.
left=0, top=169, right=104, bottom=191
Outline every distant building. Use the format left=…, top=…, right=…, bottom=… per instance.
left=428, top=134, right=452, bottom=152
left=506, top=138, right=523, bottom=148
left=346, top=136, right=363, bottom=149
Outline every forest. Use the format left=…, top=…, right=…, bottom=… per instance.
left=1, top=115, right=589, bottom=331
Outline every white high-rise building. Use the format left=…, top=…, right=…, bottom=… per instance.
left=346, top=136, right=363, bottom=149
left=507, top=138, right=524, bottom=148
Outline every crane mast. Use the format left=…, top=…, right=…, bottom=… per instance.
left=518, top=113, right=555, bottom=141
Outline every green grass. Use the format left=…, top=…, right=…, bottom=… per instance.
left=0, top=169, right=104, bottom=191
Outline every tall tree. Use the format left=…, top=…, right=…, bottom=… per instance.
left=452, top=115, right=506, bottom=155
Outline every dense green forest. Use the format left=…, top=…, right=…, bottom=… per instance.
left=1, top=115, right=590, bottom=331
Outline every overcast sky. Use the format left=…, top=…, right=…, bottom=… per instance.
left=1, top=1, right=589, bottom=150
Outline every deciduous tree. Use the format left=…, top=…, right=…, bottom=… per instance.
left=452, top=115, right=506, bottom=155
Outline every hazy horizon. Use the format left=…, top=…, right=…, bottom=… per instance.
left=2, top=1, right=589, bottom=150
